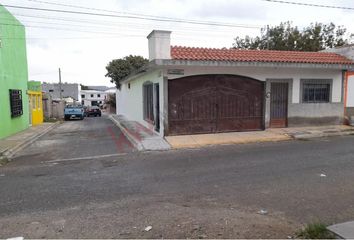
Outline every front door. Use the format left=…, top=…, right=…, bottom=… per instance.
left=270, top=82, right=288, bottom=128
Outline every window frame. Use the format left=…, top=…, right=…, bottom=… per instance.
left=300, top=79, right=332, bottom=104
left=143, top=82, right=154, bottom=123
left=9, top=89, right=23, bottom=118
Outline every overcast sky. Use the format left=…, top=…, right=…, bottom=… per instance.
left=1, top=0, right=354, bottom=87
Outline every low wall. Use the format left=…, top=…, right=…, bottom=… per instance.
left=43, top=94, right=65, bottom=120
left=288, top=103, right=344, bottom=126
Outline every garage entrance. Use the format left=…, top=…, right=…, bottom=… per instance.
left=168, top=75, right=264, bottom=135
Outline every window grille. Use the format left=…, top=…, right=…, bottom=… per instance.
left=9, top=89, right=23, bottom=118
left=302, top=83, right=330, bottom=103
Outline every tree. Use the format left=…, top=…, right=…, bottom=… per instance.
left=104, top=93, right=116, bottom=108
left=233, top=22, right=350, bottom=51
left=105, top=55, right=148, bottom=89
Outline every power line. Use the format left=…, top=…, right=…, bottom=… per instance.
left=0, top=3, right=259, bottom=41
left=24, top=0, right=187, bottom=20
left=1, top=2, right=262, bottom=37
left=1, top=4, right=261, bottom=29
left=262, top=0, right=354, bottom=10
left=1, top=36, right=143, bottom=40
left=2, top=13, right=232, bottom=33
left=0, top=22, right=143, bottom=36
left=24, top=0, right=262, bottom=29
left=7, top=12, right=251, bottom=37
left=0, top=17, right=254, bottom=40
left=0, top=14, right=253, bottom=41
left=0, top=17, right=128, bottom=32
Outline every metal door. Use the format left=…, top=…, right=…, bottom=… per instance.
left=168, top=75, right=264, bottom=135
left=270, top=82, right=288, bottom=128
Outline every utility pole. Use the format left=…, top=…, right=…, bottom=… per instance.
left=267, top=25, right=270, bottom=50
left=59, top=67, right=62, bottom=100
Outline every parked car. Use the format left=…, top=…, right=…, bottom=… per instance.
left=86, top=106, right=102, bottom=117
left=64, top=105, right=85, bottom=120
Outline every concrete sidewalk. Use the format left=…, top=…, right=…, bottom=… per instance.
left=166, top=125, right=354, bottom=149
left=166, top=130, right=291, bottom=149
left=109, top=115, right=171, bottom=151
left=108, top=113, right=354, bottom=150
left=328, top=221, right=354, bottom=239
left=277, top=125, right=354, bottom=139
left=0, top=122, right=60, bottom=160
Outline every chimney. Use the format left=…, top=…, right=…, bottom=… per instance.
left=147, top=30, right=172, bottom=61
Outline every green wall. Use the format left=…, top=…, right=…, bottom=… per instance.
left=0, top=5, right=29, bottom=139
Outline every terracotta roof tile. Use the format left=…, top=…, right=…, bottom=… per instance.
left=170, top=46, right=354, bottom=65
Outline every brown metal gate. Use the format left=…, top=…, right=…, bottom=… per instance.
left=168, top=75, right=264, bottom=135
left=270, top=82, right=288, bottom=128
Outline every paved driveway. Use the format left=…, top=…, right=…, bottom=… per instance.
left=13, top=115, right=135, bottom=164
left=2, top=127, right=354, bottom=238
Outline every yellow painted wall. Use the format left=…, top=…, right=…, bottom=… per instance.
left=28, top=91, right=43, bottom=126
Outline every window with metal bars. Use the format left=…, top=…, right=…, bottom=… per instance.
left=143, top=82, right=154, bottom=122
left=9, top=89, right=23, bottom=118
left=302, top=83, right=330, bottom=103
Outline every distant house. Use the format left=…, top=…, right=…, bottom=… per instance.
left=42, top=83, right=81, bottom=102
left=116, top=30, right=354, bottom=137
left=0, top=6, right=30, bottom=139
left=81, top=90, right=107, bottom=107
left=80, top=86, right=115, bottom=107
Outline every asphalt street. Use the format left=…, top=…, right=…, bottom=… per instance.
left=1, top=117, right=354, bottom=238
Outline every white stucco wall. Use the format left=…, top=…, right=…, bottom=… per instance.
left=147, top=30, right=171, bottom=61
left=167, top=66, right=343, bottom=103
left=347, top=74, right=354, bottom=107
left=118, top=65, right=344, bottom=136
left=81, top=90, right=107, bottom=101
left=116, top=70, right=165, bottom=136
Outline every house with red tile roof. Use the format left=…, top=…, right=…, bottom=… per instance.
left=116, top=30, right=354, bottom=136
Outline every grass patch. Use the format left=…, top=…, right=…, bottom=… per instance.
left=0, top=156, right=9, bottom=167
left=44, top=117, right=59, bottom=123
left=296, top=222, right=335, bottom=239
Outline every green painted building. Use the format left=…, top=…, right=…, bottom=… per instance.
left=0, top=5, right=29, bottom=139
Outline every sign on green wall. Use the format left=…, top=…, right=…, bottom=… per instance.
left=27, top=81, right=42, bottom=92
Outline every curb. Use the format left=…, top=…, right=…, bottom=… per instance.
left=108, top=115, right=144, bottom=151
left=292, top=130, right=354, bottom=140
left=167, top=135, right=291, bottom=149
left=2, top=122, right=61, bottom=159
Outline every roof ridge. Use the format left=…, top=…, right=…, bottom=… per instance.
left=170, top=45, right=354, bottom=65
left=171, top=45, right=348, bottom=55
